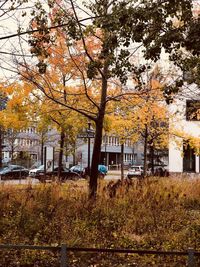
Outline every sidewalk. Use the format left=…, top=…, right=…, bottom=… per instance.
left=107, top=170, right=128, bottom=175
left=106, top=170, right=128, bottom=180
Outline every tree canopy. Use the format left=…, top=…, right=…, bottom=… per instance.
left=0, top=0, right=198, bottom=198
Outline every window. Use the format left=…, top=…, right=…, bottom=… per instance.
left=186, top=100, right=200, bottom=121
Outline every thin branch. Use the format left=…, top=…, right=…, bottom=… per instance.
left=69, top=0, right=104, bottom=77
left=67, top=45, right=100, bottom=110
left=0, top=15, right=103, bottom=41
left=20, top=70, right=97, bottom=122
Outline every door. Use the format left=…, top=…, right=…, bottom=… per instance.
left=183, top=143, right=195, bottom=172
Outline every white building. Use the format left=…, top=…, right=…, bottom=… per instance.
left=169, top=90, right=200, bottom=174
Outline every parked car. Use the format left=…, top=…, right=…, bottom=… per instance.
left=29, top=165, right=80, bottom=182
left=127, top=165, right=144, bottom=178
left=76, top=164, right=108, bottom=178
left=70, top=165, right=86, bottom=177
left=0, top=165, right=29, bottom=180
left=29, top=165, right=44, bottom=177
left=46, top=167, right=81, bottom=182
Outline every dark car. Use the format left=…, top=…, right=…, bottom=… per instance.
left=30, top=166, right=81, bottom=182
left=47, top=167, right=81, bottom=181
left=0, top=165, right=29, bottom=180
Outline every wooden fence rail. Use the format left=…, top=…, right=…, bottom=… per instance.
left=0, top=244, right=200, bottom=267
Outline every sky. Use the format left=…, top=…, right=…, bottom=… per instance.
left=0, top=1, right=35, bottom=81
left=0, top=0, right=89, bottom=81
left=0, top=0, right=200, bottom=82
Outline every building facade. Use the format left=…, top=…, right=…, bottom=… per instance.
left=169, top=96, right=200, bottom=174
left=2, top=126, right=144, bottom=169
left=75, top=135, right=144, bottom=170
left=2, top=126, right=60, bottom=167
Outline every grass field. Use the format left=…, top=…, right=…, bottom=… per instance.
left=0, top=176, right=200, bottom=266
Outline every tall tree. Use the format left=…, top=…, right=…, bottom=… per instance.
left=18, top=0, right=193, bottom=198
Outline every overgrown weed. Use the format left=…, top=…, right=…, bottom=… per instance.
left=0, top=177, right=200, bottom=266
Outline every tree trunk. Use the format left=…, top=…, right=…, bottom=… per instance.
left=11, top=137, right=14, bottom=161
left=58, top=130, right=65, bottom=179
left=150, top=144, right=154, bottom=174
left=89, top=63, right=108, bottom=199
left=10, top=143, right=13, bottom=160
left=73, top=141, right=76, bottom=165
left=120, top=143, right=124, bottom=180
left=89, top=116, right=104, bottom=199
left=143, top=125, right=148, bottom=177
left=0, top=128, right=2, bottom=168
left=41, top=139, right=44, bottom=165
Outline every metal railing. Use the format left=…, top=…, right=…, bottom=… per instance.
left=0, top=244, right=199, bottom=267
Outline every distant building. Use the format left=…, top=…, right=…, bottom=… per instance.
left=75, top=134, right=144, bottom=169
left=2, top=126, right=60, bottom=167
left=2, top=126, right=145, bottom=169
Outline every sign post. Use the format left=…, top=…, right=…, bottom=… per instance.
left=44, top=146, right=54, bottom=175
left=77, top=123, right=95, bottom=176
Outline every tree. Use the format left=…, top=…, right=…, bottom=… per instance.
left=108, top=104, right=139, bottom=180
left=16, top=0, right=193, bottom=198
left=131, top=66, right=169, bottom=176
left=24, top=84, right=85, bottom=176
left=4, top=129, right=20, bottom=161
left=0, top=82, right=30, bottom=166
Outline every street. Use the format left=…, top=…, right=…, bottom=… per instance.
left=0, top=170, right=128, bottom=185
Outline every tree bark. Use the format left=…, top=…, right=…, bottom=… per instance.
left=143, top=125, right=148, bottom=177
left=150, top=144, right=154, bottom=175
left=73, top=141, right=76, bottom=166
left=41, top=134, right=44, bottom=165
left=0, top=128, right=2, bottom=168
left=58, top=130, right=65, bottom=179
left=89, top=64, right=108, bottom=199
left=120, top=143, right=124, bottom=180
left=11, top=141, right=14, bottom=161
left=89, top=116, right=104, bottom=199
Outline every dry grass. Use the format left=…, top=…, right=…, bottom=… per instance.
left=0, top=177, right=200, bottom=266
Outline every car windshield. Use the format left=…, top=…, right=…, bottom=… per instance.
left=0, top=167, right=9, bottom=173
left=72, top=166, right=82, bottom=170
left=38, top=165, right=44, bottom=170
left=130, top=166, right=142, bottom=171
left=9, top=165, right=23, bottom=170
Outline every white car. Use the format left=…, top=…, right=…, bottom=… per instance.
left=127, top=165, right=144, bottom=178
left=29, top=165, right=44, bottom=177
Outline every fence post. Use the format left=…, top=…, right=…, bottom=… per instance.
left=188, top=248, right=195, bottom=267
left=60, top=244, right=67, bottom=267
